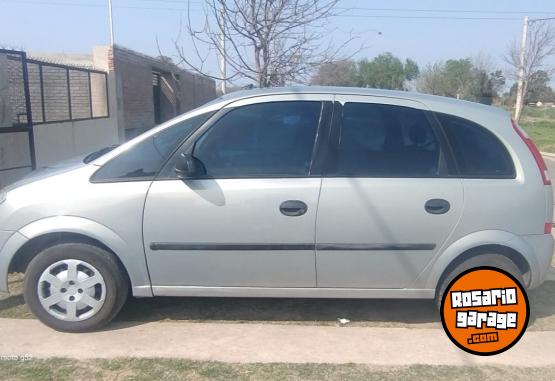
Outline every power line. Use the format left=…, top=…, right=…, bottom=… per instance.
left=0, top=0, right=203, bottom=10
left=108, top=1, right=555, bottom=16
left=335, top=7, right=555, bottom=15
left=0, top=0, right=551, bottom=20
left=92, top=0, right=555, bottom=15
left=334, top=14, right=521, bottom=21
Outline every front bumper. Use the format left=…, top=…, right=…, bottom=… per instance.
left=0, top=231, right=27, bottom=293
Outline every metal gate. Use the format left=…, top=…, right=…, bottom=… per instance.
left=0, top=49, right=36, bottom=189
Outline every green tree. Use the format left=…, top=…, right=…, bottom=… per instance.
left=508, top=70, right=554, bottom=104
left=404, top=58, right=420, bottom=81
left=471, top=70, right=506, bottom=105
left=354, top=53, right=419, bottom=90
left=526, top=71, right=555, bottom=103
left=442, top=59, right=475, bottom=99
left=417, top=59, right=505, bottom=105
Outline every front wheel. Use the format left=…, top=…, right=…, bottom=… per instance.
left=24, top=243, right=128, bottom=332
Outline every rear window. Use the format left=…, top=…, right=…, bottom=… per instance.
left=437, top=113, right=515, bottom=178
left=331, top=103, right=441, bottom=177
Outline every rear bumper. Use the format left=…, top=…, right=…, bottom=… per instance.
left=521, top=233, right=554, bottom=288
left=0, top=231, right=28, bottom=293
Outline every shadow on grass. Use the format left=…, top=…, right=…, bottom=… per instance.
left=117, top=296, right=440, bottom=326
left=528, top=280, right=555, bottom=329
left=1, top=274, right=24, bottom=308
left=2, top=272, right=554, bottom=330
left=115, top=281, right=555, bottom=328
left=0, top=293, right=25, bottom=311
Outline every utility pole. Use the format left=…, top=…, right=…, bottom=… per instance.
left=218, top=8, right=227, bottom=94
left=108, top=0, right=115, bottom=46
left=514, top=16, right=528, bottom=121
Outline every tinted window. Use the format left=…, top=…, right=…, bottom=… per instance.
left=92, top=112, right=212, bottom=181
left=332, top=103, right=440, bottom=177
left=438, top=113, right=515, bottom=178
left=193, top=101, right=322, bottom=177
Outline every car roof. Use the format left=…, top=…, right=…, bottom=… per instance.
left=212, top=86, right=504, bottom=115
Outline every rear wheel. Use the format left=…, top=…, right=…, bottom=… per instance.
left=24, top=243, right=128, bottom=332
left=435, top=254, right=523, bottom=310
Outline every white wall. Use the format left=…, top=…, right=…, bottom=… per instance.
left=33, top=116, right=119, bottom=167
left=0, top=131, right=33, bottom=189
left=0, top=115, right=118, bottom=188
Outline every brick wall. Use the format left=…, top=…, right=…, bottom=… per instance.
left=41, top=65, right=70, bottom=121
left=114, top=49, right=154, bottom=136
left=112, top=46, right=216, bottom=138
left=1, top=54, right=27, bottom=126
left=26, top=63, right=43, bottom=123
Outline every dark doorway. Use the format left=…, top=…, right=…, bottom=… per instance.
left=152, top=72, right=162, bottom=125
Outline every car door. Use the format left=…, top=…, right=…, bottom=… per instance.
left=315, top=95, right=464, bottom=289
left=143, top=95, right=333, bottom=290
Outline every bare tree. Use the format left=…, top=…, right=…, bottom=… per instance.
left=171, top=0, right=358, bottom=88
left=310, top=60, right=357, bottom=86
left=505, top=20, right=555, bottom=121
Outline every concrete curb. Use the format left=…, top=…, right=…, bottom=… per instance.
left=0, top=318, right=554, bottom=366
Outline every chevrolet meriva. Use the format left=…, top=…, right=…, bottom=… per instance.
left=0, top=87, right=552, bottom=332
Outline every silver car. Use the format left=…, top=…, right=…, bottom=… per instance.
left=0, top=87, right=553, bottom=332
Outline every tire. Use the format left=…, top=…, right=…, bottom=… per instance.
left=24, top=243, right=128, bottom=332
left=435, top=254, right=523, bottom=311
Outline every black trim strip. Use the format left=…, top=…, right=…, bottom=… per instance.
left=150, top=243, right=314, bottom=251
left=150, top=243, right=436, bottom=251
left=316, top=243, right=436, bottom=251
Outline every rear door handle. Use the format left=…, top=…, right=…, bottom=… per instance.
left=280, top=200, right=308, bottom=217
left=425, top=199, right=450, bottom=215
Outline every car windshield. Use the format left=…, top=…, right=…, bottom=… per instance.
left=91, top=112, right=214, bottom=181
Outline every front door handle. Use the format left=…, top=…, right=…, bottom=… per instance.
left=425, top=199, right=450, bottom=215
left=280, top=200, right=308, bottom=217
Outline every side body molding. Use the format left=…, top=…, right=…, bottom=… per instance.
left=0, top=216, right=153, bottom=296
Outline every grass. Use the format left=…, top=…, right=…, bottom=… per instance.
left=1, top=358, right=555, bottom=381
left=522, top=120, right=555, bottom=153
left=520, top=106, right=555, bottom=152
left=2, top=272, right=555, bottom=330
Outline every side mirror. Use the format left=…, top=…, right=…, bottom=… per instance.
left=174, top=153, right=197, bottom=179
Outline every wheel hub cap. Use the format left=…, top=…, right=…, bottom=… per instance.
left=37, top=259, right=106, bottom=322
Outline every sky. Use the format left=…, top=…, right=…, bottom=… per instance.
left=1, top=0, right=555, bottom=86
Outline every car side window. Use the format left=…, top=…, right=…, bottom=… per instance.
left=92, top=112, right=213, bottom=181
left=331, top=102, right=440, bottom=177
left=437, top=113, right=515, bottom=178
left=192, top=101, right=322, bottom=178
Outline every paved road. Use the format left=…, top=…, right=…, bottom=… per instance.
left=1, top=318, right=554, bottom=366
